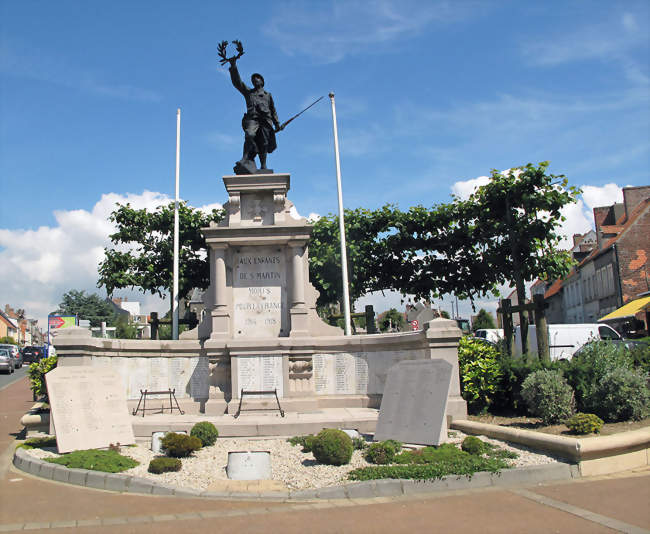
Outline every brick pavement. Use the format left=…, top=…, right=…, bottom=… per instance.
left=1, top=375, right=649, bottom=533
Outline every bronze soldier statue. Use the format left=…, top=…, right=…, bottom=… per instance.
left=219, top=41, right=283, bottom=175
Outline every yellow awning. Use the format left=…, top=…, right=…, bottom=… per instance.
left=599, top=296, right=650, bottom=321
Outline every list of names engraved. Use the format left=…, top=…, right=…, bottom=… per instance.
left=45, top=366, right=135, bottom=453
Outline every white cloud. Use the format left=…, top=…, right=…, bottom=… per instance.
left=581, top=183, right=624, bottom=209
left=0, top=191, right=221, bottom=329
left=451, top=175, right=489, bottom=199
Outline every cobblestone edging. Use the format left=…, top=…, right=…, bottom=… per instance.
left=12, top=447, right=578, bottom=501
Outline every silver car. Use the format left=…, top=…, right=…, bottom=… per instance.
left=0, top=348, right=15, bottom=374
left=0, top=344, right=22, bottom=368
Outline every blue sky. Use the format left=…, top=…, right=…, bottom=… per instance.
left=1, top=1, right=648, bottom=327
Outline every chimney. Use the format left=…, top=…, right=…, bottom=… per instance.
left=622, top=186, right=650, bottom=222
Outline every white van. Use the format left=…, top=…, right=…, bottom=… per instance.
left=474, top=329, right=504, bottom=343
left=513, top=323, right=621, bottom=361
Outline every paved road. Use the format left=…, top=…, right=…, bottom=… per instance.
left=0, top=366, right=28, bottom=392
left=1, top=376, right=649, bottom=533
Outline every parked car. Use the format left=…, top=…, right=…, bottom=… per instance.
left=513, top=323, right=622, bottom=361
left=572, top=338, right=650, bottom=358
left=0, top=343, right=22, bottom=369
left=21, top=346, right=45, bottom=363
left=474, top=329, right=504, bottom=343
left=0, top=348, right=15, bottom=374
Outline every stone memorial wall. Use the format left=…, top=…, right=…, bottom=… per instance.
left=312, top=349, right=426, bottom=396
left=45, top=366, right=135, bottom=453
left=91, top=356, right=209, bottom=400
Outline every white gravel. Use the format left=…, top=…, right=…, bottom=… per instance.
left=25, top=431, right=559, bottom=491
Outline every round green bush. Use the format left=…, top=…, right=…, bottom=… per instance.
left=521, top=369, right=575, bottom=425
left=364, top=440, right=401, bottom=464
left=589, top=367, right=649, bottom=422
left=160, top=432, right=202, bottom=458
left=565, top=413, right=604, bottom=435
left=148, top=457, right=182, bottom=474
left=311, top=429, right=353, bottom=466
left=190, top=422, right=219, bottom=447
left=461, top=436, right=487, bottom=455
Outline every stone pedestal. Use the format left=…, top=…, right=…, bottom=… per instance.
left=198, top=173, right=341, bottom=341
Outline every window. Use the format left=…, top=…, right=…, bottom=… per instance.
left=599, top=325, right=621, bottom=340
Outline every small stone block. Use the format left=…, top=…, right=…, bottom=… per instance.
left=374, top=479, right=402, bottom=497
left=0, top=524, right=25, bottom=533
left=289, top=488, right=319, bottom=500
left=127, top=516, right=153, bottom=524
left=52, top=466, right=70, bottom=483
left=76, top=519, right=102, bottom=527
left=401, top=479, right=443, bottom=495
left=174, top=512, right=203, bottom=520
left=126, top=477, right=154, bottom=494
left=50, top=520, right=77, bottom=528
left=38, top=462, right=56, bottom=479
left=200, top=491, right=230, bottom=498
left=23, top=522, right=51, bottom=530
left=67, top=468, right=88, bottom=486
left=345, top=482, right=376, bottom=499
left=316, top=486, right=347, bottom=499
left=101, top=517, right=128, bottom=526
left=104, top=474, right=129, bottom=492
left=227, top=491, right=259, bottom=499
left=85, top=471, right=107, bottom=490
left=152, top=483, right=175, bottom=495
left=493, top=464, right=572, bottom=486
left=173, top=487, right=204, bottom=498
left=262, top=490, right=290, bottom=500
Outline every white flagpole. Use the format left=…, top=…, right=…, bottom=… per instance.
left=328, top=92, right=352, bottom=336
left=172, top=108, right=181, bottom=340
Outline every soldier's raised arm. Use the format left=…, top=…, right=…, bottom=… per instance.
left=228, top=58, right=248, bottom=96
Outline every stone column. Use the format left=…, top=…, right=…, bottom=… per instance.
left=209, top=244, right=230, bottom=339
left=289, top=242, right=309, bottom=337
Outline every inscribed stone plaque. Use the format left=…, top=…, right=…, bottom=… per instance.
left=232, top=246, right=286, bottom=338
left=313, top=353, right=369, bottom=395
left=190, top=357, right=210, bottom=399
left=374, top=359, right=452, bottom=446
left=236, top=354, right=283, bottom=397
left=46, top=366, right=135, bottom=453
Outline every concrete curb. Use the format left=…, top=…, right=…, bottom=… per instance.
left=450, top=420, right=650, bottom=463
left=12, top=446, right=577, bottom=501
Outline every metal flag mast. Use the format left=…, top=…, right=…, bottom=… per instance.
left=172, top=108, right=181, bottom=340
left=328, top=93, right=352, bottom=336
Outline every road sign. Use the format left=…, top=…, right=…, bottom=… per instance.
left=411, top=320, right=419, bottom=331
left=48, top=315, right=76, bottom=330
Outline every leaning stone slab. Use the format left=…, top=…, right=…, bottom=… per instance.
left=45, top=366, right=135, bottom=453
left=374, top=359, right=452, bottom=445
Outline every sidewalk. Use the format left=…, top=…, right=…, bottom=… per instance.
left=2, top=377, right=649, bottom=533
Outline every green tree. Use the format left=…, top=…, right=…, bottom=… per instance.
left=114, top=316, right=138, bottom=339
left=309, top=206, right=397, bottom=307
left=97, top=202, right=224, bottom=301
left=472, top=309, right=496, bottom=331
left=0, top=336, right=17, bottom=345
left=377, top=308, right=405, bottom=332
left=459, top=163, right=579, bottom=354
left=52, top=290, right=116, bottom=327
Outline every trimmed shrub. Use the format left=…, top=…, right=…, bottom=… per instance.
left=287, top=434, right=316, bottom=452
left=491, top=354, right=559, bottom=415
left=521, top=370, right=575, bottom=425
left=458, top=337, right=502, bottom=413
left=311, top=429, right=353, bottom=466
left=28, top=355, right=58, bottom=398
left=565, top=413, right=604, bottom=435
left=352, top=437, right=367, bottom=450
left=148, top=457, right=182, bottom=474
left=190, top=422, right=219, bottom=447
left=563, top=340, right=631, bottom=413
left=364, top=441, right=402, bottom=465
left=461, top=436, right=487, bottom=455
left=589, top=367, right=649, bottom=422
left=160, top=432, right=202, bottom=458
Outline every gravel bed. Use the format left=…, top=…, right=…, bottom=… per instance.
left=24, top=431, right=559, bottom=491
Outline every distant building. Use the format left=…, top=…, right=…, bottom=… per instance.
left=0, top=310, right=18, bottom=341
